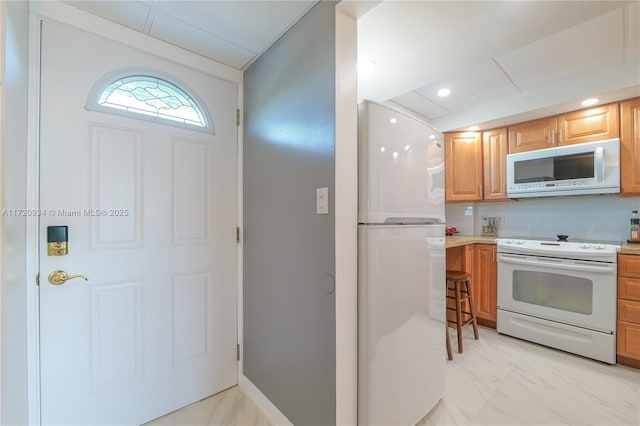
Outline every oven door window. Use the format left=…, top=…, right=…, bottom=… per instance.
left=512, top=270, right=593, bottom=314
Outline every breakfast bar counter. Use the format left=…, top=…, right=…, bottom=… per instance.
left=445, top=235, right=496, bottom=248
left=445, top=235, right=498, bottom=328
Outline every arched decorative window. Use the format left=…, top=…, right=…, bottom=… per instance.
left=87, top=70, right=214, bottom=133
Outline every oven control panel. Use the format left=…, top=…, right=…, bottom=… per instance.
left=496, top=238, right=619, bottom=262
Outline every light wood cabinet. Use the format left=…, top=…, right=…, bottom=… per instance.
left=508, top=103, right=619, bottom=152
left=617, top=254, right=640, bottom=368
left=445, top=243, right=497, bottom=328
left=618, top=321, right=640, bottom=362
left=445, top=99, right=633, bottom=200
left=482, top=128, right=508, bottom=201
left=473, top=244, right=497, bottom=327
left=445, top=129, right=507, bottom=203
left=445, top=244, right=474, bottom=273
left=445, top=132, right=483, bottom=202
left=618, top=277, right=640, bottom=301
left=619, top=299, right=640, bottom=323
left=445, top=244, right=476, bottom=328
left=508, top=117, right=557, bottom=153
left=621, top=97, right=640, bottom=195
left=619, top=254, right=640, bottom=276
left=557, top=103, right=619, bottom=146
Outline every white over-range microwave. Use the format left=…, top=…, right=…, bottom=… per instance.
left=506, top=138, right=620, bottom=198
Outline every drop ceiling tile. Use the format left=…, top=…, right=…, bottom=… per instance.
left=149, top=11, right=256, bottom=70
left=414, top=60, right=516, bottom=111
left=391, top=92, right=450, bottom=120
left=497, top=8, right=624, bottom=89
left=63, top=1, right=150, bottom=32
left=156, top=0, right=315, bottom=53
left=444, top=85, right=522, bottom=113
left=628, top=2, right=640, bottom=60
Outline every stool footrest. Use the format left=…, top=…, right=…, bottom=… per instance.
left=445, top=295, right=471, bottom=300
left=446, top=307, right=473, bottom=315
left=446, top=317, right=476, bottom=327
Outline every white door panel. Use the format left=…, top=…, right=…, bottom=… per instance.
left=39, top=22, right=238, bottom=425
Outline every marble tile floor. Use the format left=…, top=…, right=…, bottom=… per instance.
left=418, top=326, right=640, bottom=426
left=145, top=326, right=640, bottom=426
left=143, top=385, right=272, bottom=426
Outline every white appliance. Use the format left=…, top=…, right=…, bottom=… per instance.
left=496, top=237, right=620, bottom=364
left=506, top=138, right=620, bottom=198
left=358, top=101, right=445, bottom=425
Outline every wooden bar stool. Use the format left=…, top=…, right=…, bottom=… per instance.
left=445, top=322, right=453, bottom=360
left=446, top=269, right=479, bottom=354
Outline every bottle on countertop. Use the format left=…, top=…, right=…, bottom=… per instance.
left=631, top=210, right=640, bottom=243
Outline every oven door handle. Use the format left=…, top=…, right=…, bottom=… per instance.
left=498, top=253, right=615, bottom=274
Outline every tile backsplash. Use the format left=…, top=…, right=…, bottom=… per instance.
left=446, top=194, right=640, bottom=242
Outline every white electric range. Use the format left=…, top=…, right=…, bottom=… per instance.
left=496, top=236, right=620, bottom=364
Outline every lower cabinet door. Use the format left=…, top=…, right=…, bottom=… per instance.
left=617, top=320, right=640, bottom=359
left=473, top=244, right=497, bottom=325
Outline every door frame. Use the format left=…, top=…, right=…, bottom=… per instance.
left=25, top=3, right=243, bottom=424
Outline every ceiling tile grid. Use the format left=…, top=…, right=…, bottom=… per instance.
left=63, top=0, right=316, bottom=70
left=62, top=0, right=639, bottom=132
left=149, top=10, right=256, bottom=69
left=381, top=1, right=638, bottom=131
left=496, top=8, right=625, bottom=91
left=412, top=59, right=519, bottom=113
left=391, top=92, right=450, bottom=119
left=64, top=0, right=150, bottom=32
left=155, top=0, right=315, bottom=54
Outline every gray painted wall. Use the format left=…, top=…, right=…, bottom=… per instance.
left=243, top=2, right=336, bottom=424
left=1, top=1, right=30, bottom=424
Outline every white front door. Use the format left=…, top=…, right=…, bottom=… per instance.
left=39, top=21, right=238, bottom=425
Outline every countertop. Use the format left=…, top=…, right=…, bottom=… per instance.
left=620, top=243, right=640, bottom=255
left=445, top=235, right=496, bottom=248
left=446, top=236, right=640, bottom=255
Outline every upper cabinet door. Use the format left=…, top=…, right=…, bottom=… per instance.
left=557, top=103, right=620, bottom=146
left=508, top=117, right=557, bottom=153
left=482, top=128, right=508, bottom=201
left=621, top=97, right=640, bottom=195
left=445, top=132, right=483, bottom=202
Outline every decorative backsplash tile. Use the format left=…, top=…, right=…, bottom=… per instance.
left=446, top=195, right=640, bottom=242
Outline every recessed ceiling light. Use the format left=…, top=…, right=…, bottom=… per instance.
left=468, top=125, right=480, bottom=131
left=390, top=118, right=397, bottom=124
left=358, top=58, right=377, bottom=76
left=581, top=98, right=599, bottom=107
left=437, top=88, right=452, bottom=97
left=380, top=147, right=386, bottom=153
left=405, top=145, right=411, bottom=151
left=429, top=134, right=436, bottom=139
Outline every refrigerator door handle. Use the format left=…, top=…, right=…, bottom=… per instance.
left=384, top=217, right=444, bottom=225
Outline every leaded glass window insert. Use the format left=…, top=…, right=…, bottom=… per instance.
left=96, top=75, right=208, bottom=128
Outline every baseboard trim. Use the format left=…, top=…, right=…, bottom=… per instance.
left=239, top=375, right=293, bottom=426
left=477, top=318, right=496, bottom=329
left=617, top=354, right=640, bottom=370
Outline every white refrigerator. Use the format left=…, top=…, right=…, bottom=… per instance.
left=358, top=101, right=446, bottom=425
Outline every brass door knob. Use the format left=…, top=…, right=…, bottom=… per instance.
left=48, top=270, right=89, bottom=285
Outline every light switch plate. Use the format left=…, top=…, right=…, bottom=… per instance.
left=316, top=187, right=329, bottom=215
